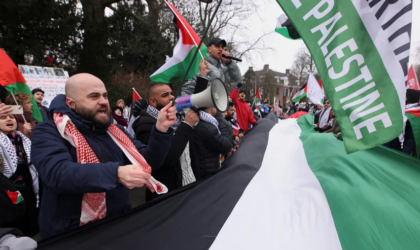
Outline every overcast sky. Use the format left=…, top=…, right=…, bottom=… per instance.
left=233, top=1, right=420, bottom=75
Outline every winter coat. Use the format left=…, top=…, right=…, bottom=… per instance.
left=132, top=109, right=200, bottom=201
left=31, top=95, right=173, bottom=239
left=215, top=112, right=234, bottom=147
left=181, top=53, right=242, bottom=96
left=38, top=105, right=51, bottom=121
left=193, top=118, right=232, bottom=179
left=230, top=88, right=257, bottom=131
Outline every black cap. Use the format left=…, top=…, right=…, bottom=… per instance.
left=208, top=38, right=227, bottom=47
left=32, top=88, right=44, bottom=95
left=239, top=89, right=246, bottom=94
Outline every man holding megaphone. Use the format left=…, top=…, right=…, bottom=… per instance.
left=181, top=37, right=242, bottom=96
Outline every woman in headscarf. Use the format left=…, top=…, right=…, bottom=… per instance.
left=112, top=106, right=128, bottom=128
left=5, top=93, right=38, bottom=140
left=0, top=112, right=39, bottom=236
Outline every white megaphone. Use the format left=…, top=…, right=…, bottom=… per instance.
left=175, top=78, right=228, bottom=112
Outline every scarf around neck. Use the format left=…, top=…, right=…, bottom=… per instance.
left=319, top=107, right=332, bottom=128
left=0, top=131, right=39, bottom=207
left=199, top=111, right=220, bottom=134
left=53, top=113, right=167, bottom=225
left=146, top=105, right=182, bottom=130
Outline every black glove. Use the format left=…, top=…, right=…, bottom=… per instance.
left=253, top=122, right=258, bottom=127
left=236, top=82, right=243, bottom=89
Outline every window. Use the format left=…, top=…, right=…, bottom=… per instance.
left=276, top=87, right=279, bottom=95
left=260, top=75, right=265, bottom=82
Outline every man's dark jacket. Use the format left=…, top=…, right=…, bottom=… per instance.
left=132, top=109, right=200, bottom=201
left=31, top=95, right=173, bottom=239
left=194, top=116, right=232, bottom=179
left=39, top=105, right=51, bottom=121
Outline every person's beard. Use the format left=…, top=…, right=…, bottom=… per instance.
left=75, top=104, right=110, bottom=126
left=155, top=102, right=165, bottom=111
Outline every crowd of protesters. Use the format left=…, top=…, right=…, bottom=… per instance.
left=0, top=36, right=419, bottom=249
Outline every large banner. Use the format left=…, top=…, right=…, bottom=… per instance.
left=276, top=0, right=412, bottom=153
left=18, top=65, right=68, bottom=106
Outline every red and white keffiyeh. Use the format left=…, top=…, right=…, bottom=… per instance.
left=53, top=113, right=167, bottom=225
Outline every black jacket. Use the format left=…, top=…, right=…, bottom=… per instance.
left=31, top=95, right=173, bottom=239
left=39, top=105, right=51, bottom=121
left=194, top=117, right=232, bottom=179
left=133, top=109, right=200, bottom=201
left=385, top=121, right=415, bottom=156
left=215, top=112, right=234, bottom=145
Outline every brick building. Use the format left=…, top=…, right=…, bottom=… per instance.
left=244, top=64, right=301, bottom=108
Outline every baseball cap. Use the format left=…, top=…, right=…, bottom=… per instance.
left=239, top=89, right=246, bottom=94
left=207, top=38, right=227, bottom=47
left=32, top=88, right=44, bottom=95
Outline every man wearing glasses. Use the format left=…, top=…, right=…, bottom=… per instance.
left=314, top=100, right=333, bottom=132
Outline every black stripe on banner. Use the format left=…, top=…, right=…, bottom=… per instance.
left=38, top=117, right=277, bottom=250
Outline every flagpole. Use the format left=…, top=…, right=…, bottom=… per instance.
left=10, top=92, right=28, bottom=124
left=175, top=0, right=223, bottom=98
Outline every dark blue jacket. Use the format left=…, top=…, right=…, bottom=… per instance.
left=31, top=95, right=172, bottom=239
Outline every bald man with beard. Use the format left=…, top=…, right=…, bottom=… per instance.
left=31, top=73, right=177, bottom=238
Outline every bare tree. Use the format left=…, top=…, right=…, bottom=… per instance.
left=291, top=47, right=317, bottom=85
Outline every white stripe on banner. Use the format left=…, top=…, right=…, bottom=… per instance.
left=209, top=119, right=342, bottom=250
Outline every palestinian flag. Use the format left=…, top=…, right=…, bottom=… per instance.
left=406, top=105, right=420, bottom=157
left=150, top=2, right=207, bottom=83
left=0, top=49, right=43, bottom=121
left=37, top=114, right=420, bottom=250
left=292, top=82, right=307, bottom=103
left=275, top=14, right=301, bottom=40
left=277, top=0, right=412, bottom=153
left=254, top=88, right=261, bottom=102
left=132, top=88, right=141, bottom=103
left=407, top=65, right=419, bottom=90
left=306, top=73, right=324, bottom=105
left=6, top=190, right=24, bottom=204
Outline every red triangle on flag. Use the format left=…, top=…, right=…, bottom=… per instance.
left=133, top=89, right=141, bottom=104
left=166, top=2, right=201, bottom=47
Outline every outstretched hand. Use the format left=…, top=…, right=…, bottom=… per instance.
left=156, top=100, right=178, bottom=133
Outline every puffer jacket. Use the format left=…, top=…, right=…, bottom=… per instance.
left=181, top=53, right=242, bottom=96
left=193, top=119, right=232, bottom=179
left=215, top=111, right=234, bottom=146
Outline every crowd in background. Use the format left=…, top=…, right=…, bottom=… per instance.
left=0, top=36, right=419, bottom=250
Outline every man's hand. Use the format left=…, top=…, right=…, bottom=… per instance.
left=118, top=164, right=151, bottom=189
left=221, top=51, right=232, bottom=64
left=238, top=133, right=244, bottom=138
left=199, top=58, right=209, bottom=76
left=156, top=100, right=178, bottom=133
left=313, top=124, right=319, bottom=128
left=0, top=103, right=12, bottom=116
left=184, top=110, right=199, bottom=127
left=235, top=136, right=240, bottom=142
left=253, top=122, right=258, bottom=127
left=23, top=123, right=32, bottom=134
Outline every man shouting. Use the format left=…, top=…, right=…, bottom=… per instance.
left=31, top=73, right=176, bottom=238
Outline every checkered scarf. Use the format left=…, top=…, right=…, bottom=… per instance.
left=53, top=113, right=168, bottom=226
left=0, top=131, right=39, bottom=207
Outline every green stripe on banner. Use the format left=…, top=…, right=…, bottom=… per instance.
left=298, top=115, right=420, bottom=250
left=6, top=82, right=43, bottom=122
left=150, top=46, right=207, bottom=83
left=277, top=0, right=405, bottom=153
